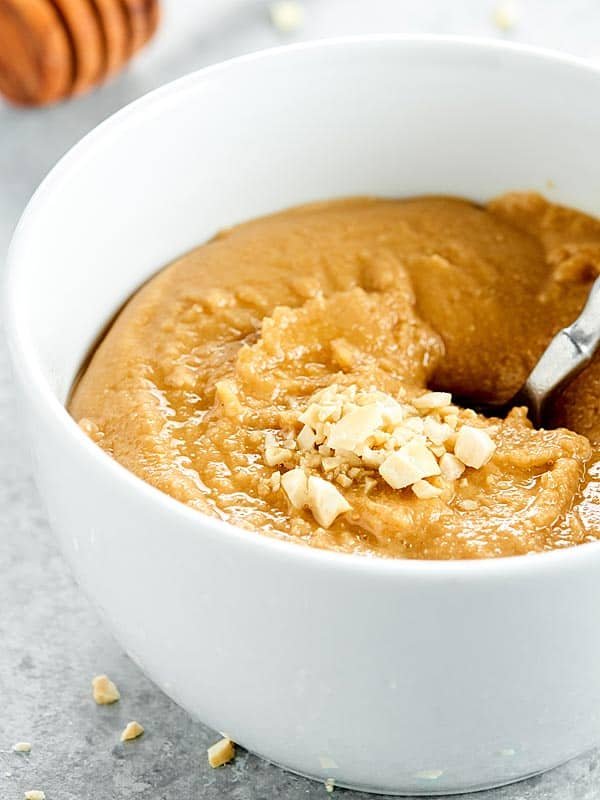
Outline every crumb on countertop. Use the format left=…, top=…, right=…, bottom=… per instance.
left=13, top=742, right=32, bottom=753
left=24, top=792, right=45, bottom=800
left=120, top=721, right=144, bottom=742
left=207, top=737, right=235, bottom=768
left=92, top=674, right=120, bottom=704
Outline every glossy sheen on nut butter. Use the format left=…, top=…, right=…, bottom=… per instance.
left=70, top=193, right=600, bottom=559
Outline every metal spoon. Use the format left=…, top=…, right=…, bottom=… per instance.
left=455, top=276, right=600, bottom=427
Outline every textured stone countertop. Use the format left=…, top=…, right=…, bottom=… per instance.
left=2, top=1, right=600, bottom=798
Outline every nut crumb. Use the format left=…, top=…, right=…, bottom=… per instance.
left=379, top=440, right=440, bottom=489
left=439, top=452, right=465, bottom=481
left=24, top=792, right=45, bottom=800
left=412, top=479, right=443, bottom=499
left=208, top=737, right=235, bottom=768
left=454, top=426, right=496, bottom=469
left=336, top=473, right=353, bottom=489
left=412, top=391, right=452, bottom=410
left=363, top=477, right=377, bottom=494
left=270, top=470, right=281, bottom=491
left=281, top=467, right=309, bottom=509
left=307, top=474, right=351, bottom=527
left=324, top=777, right=335, bottom=793
left=265, top=445, right=293, bottom=467
left=92, top=674, right=120, bottom=704
left=330, top=337, right=358, bottom=370
left=13, top=742, right=32, bottom=753
left=120, top=721, right=144, bottom=742
left=215, top=380, right=245, bottom=419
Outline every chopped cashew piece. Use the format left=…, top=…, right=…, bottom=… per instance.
left=307, top=475, right=351, bottom=528
left=403, top=416, right=424, bottom=434
left=331, top=337, right=358, bottom=370
left=364, top=477, right=377, bottom=493
left=281, top=468, right=309, bottom=508
left=215, top=380, right=244, bottom=418
left=439, top=452, right=465, bottom=481
left=208, top=737, right=235, bottom=768
left=424, top=417, right=453, bottom=445
left=297, top=424, right=316, bottom=450
left=13, top=742, right=32, bottom=753
left=264, top=445, right=293, bottom=466
left=379, top=439, right=440, bottom=489
left=360, top=446, right=387, bottom=467
left=412, top=479, right=443, bottom=499
left=121, top=721, right=144, bottom=742
left=454, top=426, right=496, bottom=469
left=445, top=413, right=459, bottom=430
left=24, top=792, right=45, bottom=800
left=412, top=391, right=452, bottom=409
left=92, top=674, right=120, bottom=704
left=327, top=404, right=383, bottom=452
left=336, top=473, right=352, bottom=488
left=270, top=471, right=281, bottom=491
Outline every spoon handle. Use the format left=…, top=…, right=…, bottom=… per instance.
left=521, top=275, right=600, bottom=426
left=566, top=275, right=600, bottom=356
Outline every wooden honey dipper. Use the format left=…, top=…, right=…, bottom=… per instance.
left=0, top=0, right=160, bottom=105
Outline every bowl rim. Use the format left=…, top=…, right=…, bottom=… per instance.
left=6, top=33, right=600, bottom=578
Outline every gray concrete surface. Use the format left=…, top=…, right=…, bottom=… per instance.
left=2, top=1, right=600, bottom=798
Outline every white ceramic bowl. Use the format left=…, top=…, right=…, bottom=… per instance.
left=6, top=37, right=600, bottom=795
